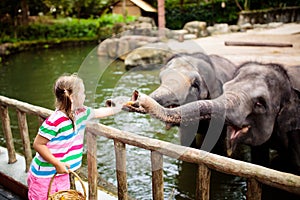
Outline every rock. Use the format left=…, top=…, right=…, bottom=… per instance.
left=213, top=23, right=230, bottom=34
left=97, top=35, right=160, bottom=59
left=168, top=29, right=186, bottom=41
left=229, top=25, right=240, bottom=32
left=183, top=21, right=207, bottom=37
left=124, top=42, right=172, bottom=70
left=183, top=34, right=197, bottom=40
left=137, top=16, right=156, bottom=27
left=167, top=40, right=205, bottom=54
left=268, top=22, right=283, bottom=28
left=207, top=23, right=230, bottom=35
left=240, top=23, right=253, bottom=30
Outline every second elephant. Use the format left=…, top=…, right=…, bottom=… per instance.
left=125, top=62, right=300, bottom=175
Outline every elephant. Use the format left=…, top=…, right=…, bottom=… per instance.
left=123, top=62, right=300, bottom=175
left=149, top=52, right=236, bottom=107
left=148, top=52, right=236, bottom=149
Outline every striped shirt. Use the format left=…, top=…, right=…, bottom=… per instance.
left=30, top=107, right=94, bottom=178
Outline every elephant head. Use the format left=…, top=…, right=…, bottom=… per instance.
left=149, top=53, right=236, bottom=108
left=149, top=53, right=235, bottom=145
left=124, top=62, right=300, bottom=174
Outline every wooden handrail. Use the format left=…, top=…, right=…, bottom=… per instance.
left=1, top=95, right=300, bottom=200
left=0, top=95, right=53, bottom=118
left=86, top=122, right=300, bottom=197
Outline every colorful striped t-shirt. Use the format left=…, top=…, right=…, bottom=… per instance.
left=30, top=106, right=94, bottom=178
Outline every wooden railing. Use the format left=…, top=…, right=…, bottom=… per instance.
left=0, top=95, right=300, bottom=200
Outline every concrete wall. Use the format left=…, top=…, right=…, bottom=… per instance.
left=238, top=6, right=300, bottom=25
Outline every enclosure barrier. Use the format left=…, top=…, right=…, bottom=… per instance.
left=0, top=95, right=300, bottom=200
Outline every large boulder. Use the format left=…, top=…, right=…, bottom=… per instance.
left=97, top=35, right=160, bottom=59
left=124, top=42, right=172, bottom=70
left=183, top=21, right=208, bottom=37
left=124, top=39, right=205, bottom=70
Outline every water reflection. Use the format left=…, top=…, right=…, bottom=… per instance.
left=0, top=44, right=250, bottom=200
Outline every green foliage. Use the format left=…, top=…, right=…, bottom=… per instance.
left=0, top=14, right=136, bottom=43
left=15, top=19, right=99, bottom=41
left=98, top=14, right=136, bottom=27
left=97, top=14, right=136, bottom=39
left=165, top=0, right=240, bottom=29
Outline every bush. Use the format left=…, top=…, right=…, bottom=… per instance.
left=0, top=14, right=136, bottom=43
left=98, top=14, right=136, bottom=27
left=165, top=0, right=240, bottom=29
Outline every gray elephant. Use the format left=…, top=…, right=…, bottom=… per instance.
left=148, top=52, right=236, bottom=149
left=124, top=62, right=300, bottom=175
left=150, top=52, right=236, bottom=106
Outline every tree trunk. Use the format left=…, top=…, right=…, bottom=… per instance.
left=20, top=0, right=29, bottom=25
left=234, top=0, right=243, bottom=11
left=244, top=0, right=250, bottom=11
left=157, top=0, right=165, bottom=29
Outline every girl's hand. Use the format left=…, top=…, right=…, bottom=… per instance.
left=54, top=161, right=70, bottom=174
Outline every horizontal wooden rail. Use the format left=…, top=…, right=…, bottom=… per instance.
left=0, top=95, right=53, bottom=118
left=86, top=122, right=300, bottom=196
left=1, top=95, right=300, bottom=200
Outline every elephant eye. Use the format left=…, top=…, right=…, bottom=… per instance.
left=253, top=97, right=267, bottom=114
left=191, top=79, right=200, bottom=89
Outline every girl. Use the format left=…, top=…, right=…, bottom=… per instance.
left=27, top=74, right=121, bottom=200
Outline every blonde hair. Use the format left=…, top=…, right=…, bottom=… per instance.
left=53, top=73, right=83, bottom=128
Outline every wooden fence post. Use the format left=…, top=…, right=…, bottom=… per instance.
left=38, top=116, right=45, bottom=126
left=247, top=178, right=262, bottom=200
left=114, top=140, right=128, bottom=200
left=196, top=164, right=211, bottom=200
left=0, top=105, right=17, bottom=164
left=86, top=131, right=98, bottom=200
left=16, top=109, right=32, bottom=172
left=151, top=151, right=164, bottom=200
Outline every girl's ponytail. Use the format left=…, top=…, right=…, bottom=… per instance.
left=63, top=89, right=75, bottom=129
left=54, top=74, right=83, bottom=129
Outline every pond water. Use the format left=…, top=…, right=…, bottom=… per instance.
left=0, top=44, right=248, bottom=199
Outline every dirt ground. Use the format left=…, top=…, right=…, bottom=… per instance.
left=195, top=23, right=300, bottom=66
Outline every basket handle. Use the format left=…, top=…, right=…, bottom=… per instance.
left=47, top=170, right=87, bottom=198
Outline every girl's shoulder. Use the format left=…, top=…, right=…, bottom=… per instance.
left=46, top=110, right=70, bottom=124
left=76, top=106, right=94, bottom=114
left=75, top=106, right=95, bottom=120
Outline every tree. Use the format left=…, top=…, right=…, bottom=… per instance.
left=157, top=0, right=166, bottom=29
left=20, top=0, right=29, bottom=25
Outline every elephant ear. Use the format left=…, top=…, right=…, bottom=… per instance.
left=209, top=79, right=224, bottom=99
left=277, top=89, right=300, bottom=135
left=286, top=65, right=300, bottom=92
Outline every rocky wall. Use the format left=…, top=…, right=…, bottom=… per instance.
left=237, top=6, right=300, bottom=25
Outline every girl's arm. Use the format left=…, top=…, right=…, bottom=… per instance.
left=33, top=134, right=70, bottom=174
left=93, top=107, right=121, bottom=118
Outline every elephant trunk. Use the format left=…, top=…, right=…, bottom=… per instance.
left=138, top=90, right=245, bottom=125
left=149, top=85, right=175, bottom=106
left=137, top=92, right=237, bottom=125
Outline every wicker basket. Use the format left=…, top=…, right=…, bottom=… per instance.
left=48, top=171, right=86, bottom=200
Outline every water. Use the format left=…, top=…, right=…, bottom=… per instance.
left=0, top=44, right=247, bottom=199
